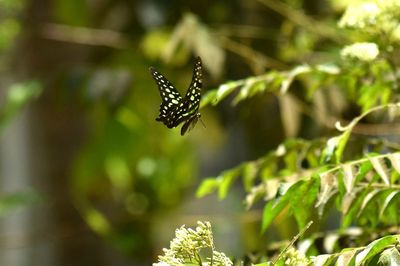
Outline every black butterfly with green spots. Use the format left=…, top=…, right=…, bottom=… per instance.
left=149, top=57, right=203, bottom=135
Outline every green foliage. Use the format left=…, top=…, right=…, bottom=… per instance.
left=153, top=0, right=400, bottom=265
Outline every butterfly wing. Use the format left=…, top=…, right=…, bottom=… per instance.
left=183, top=56, right=202, bottom=114
left=167, top=57, right=203, bottom=129
left=149, top=67, right=183, bottom=127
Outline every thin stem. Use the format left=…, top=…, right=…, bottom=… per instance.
left=272, top=221, right=314, bottom=264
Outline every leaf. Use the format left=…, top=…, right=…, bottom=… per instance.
left=334, top=130, right=352, bottom=163
left=278, top=93, right=301, bottom=137
left=369, top=157, right=390, bottom=185
left=342, top=164, right=355, bottom=193
left=324, top=233, right=339, bottom=253
left=341, top=188, right=369, bottom=228
left=196, top=178, right=220, bottom=198
left=163, top=13, right=225, bottom=78
left=388, top=153, right=400, bottom=174
left=312, top=254, right=336, bottom=266
left=315, top=63, right=340, bottom=75
left=291, top=178, right=319, bottom=228
left=218, top=167, right=242, bottom=199
left=215, top=82, right=238, bottom=104
left=242, top=162, right=258, bottom=191
left=322, top=136, right=340, bottom=163
left=280, top=65, right=311, bottom=93
left=261, top=181, right=304, bottom=232
left=315, top=172, right=338, bottom=210
left=378, top=247, right=400, bottom=266
left=379, top=190, right=400, bottom=218
left=200, top=90, right=218, bottom=108
left=336, top=249, right=356, bottom=266
left=357, top=189, right=383, bottom=218
left=355, top=235, right=399, bottom=265
left=232, top=78, right=257, bottom=104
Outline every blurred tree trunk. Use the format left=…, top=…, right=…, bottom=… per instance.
left=2, top=0, right=112, bottom=265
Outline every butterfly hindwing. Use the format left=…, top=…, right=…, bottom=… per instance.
left=150, top=57, right=203, bottom=135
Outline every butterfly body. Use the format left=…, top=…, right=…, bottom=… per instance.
left=150, top=57, right=203, bottom=135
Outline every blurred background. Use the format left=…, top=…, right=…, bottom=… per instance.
left=0, top=0, right=344, bottom=265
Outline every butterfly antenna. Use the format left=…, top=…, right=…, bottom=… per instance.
left=199, top=117, right=206, bottom=128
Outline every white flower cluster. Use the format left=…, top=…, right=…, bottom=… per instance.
left=338, top=0, right=400, bottom=38
left=153, top=221, right=233, bottom=266
left=340, top=42, right=380, bottom=62
left=338, top=2, right=380, bottom=29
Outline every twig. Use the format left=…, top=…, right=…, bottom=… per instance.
left=40, top=23, right=128, bottom=49
left=273, top=220, right=314, bottom=264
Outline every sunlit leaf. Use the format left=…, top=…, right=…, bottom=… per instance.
left=215, top=82, right=238, bottom=104
left=312, top=254, right=336, bottom=266
left=342, top=164, right=355, bottom=193
left=388, top=153, right=400, bottom=174
left=378, top=247, right=400, bottom=266
left=323, top=233, right=339, bottom=253
left=315, top=172, right=337, bottom=210
left=355, top=235, right=399, bottom=265
left=336, top=249, right=356, bottom=266
left=369, top=157, right=390, bottom=185
left=280, top=65, right=311, bottom=93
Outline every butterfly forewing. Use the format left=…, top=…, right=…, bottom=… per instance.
left=150, top=57, right=203, bottom=135
left=184, top=57, right=202, bottom=114
left=149, top=67, right=183, bottom=126
left=167, top=57, right=203, bottom=127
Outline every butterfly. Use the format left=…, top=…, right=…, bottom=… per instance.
left=149, top=56, right=203, bottom=135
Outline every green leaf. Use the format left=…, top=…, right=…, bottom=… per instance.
left=196, top=178, right=220, bottom=198
left=214, top=82, right=238, bottom=104
left=379, top=190, right=400, bottom=219
left=341, top=188, right=370, bottom=228
left=261, top=181, right=304, bottom=232
left=242, top=162, right=258, bottom=191
left=218, top=167, right=242, bottom=199
left=200, top=89, right=218, bottom=108
left=355, top=235, right=399, bottom=265
left=357, top=189, right=384, bottom=218
left=291, top=178, right=319, bottom=228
